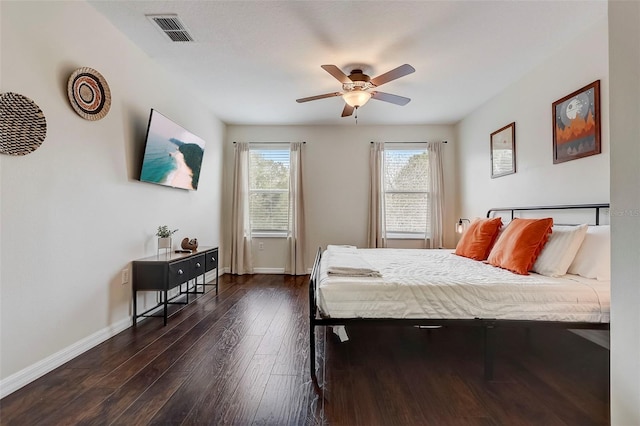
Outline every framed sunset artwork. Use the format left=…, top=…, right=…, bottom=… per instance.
left=552, top=80, right=601, bottom=164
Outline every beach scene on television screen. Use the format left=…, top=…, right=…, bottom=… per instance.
left=140, top=112, right=205, bottom=190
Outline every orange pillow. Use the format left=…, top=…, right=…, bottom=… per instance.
left=455, top=217, right=503, bottom=260
left=487, top=218, right=554, bottom=275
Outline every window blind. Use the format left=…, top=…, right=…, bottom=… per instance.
left=383, top=148, right=430, bottom=235
left=249, top=148, right=290, bottom=232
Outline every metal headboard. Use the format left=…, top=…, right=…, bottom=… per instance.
left=486, top=203, right=610, bottom=225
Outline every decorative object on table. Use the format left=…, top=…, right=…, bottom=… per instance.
left=0, top=92, right=47, bottom=156
left=552, top=80, right=600, bottom=164
left=67, top=67, right=111, bottom=121
left=156, top=225, right=178, bottom=254
left=181, top=237, right=199, bottom=252
left=490, top=122, right=516, bottom=178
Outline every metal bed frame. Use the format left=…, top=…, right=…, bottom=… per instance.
left=308, top=204, right=610, bottom=380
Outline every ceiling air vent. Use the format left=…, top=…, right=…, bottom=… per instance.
left=146, top=14, right=194, bottom=42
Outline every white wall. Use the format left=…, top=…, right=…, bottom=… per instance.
left=608, top=2, right=640, bottom=424
left=223, top=125, right=457, bottom=271
left=0, top=1, right=224, bottom=392
left=456, top=19, right=609, bottom=219
left=454, top=13, right=640, bottom=424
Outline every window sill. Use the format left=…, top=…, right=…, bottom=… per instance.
left=386, top=233, right=429, bottom=240
left=252, top=232, right=288, bottom=238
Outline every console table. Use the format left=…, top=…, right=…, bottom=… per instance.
left=132, top=247, right=218, bottom=326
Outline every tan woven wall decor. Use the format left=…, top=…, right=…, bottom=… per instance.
left=0, top=92, right=47, bottom=156
left=67, top=67, right=111, bottom=121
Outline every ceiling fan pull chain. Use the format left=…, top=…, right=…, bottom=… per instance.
left=355, top=106, right=358, bottom=124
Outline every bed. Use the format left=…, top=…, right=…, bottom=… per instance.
left=308, top=204, right=610, bottom=380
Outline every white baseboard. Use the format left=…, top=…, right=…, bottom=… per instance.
left=1, top=269, right=228, bottom=399
left=0, top=316, right=132, bottom=399
left=216, top=267, right=286, bottom=275
left=253, top=267, right=285, bottom=274
left=217, top=267, right=308, bottom=275
left=205, top=270, right=218, bottom=283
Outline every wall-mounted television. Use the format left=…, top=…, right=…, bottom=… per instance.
left=139, top=109, right=205, bottom=190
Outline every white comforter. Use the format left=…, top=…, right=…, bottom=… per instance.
left=317, top=248, right=610, bottom=323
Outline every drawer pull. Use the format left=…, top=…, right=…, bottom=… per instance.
left=177, top=269, right=183, bottom=275
left=196, top=262, right=201, bottom=268
left=211, top=257, right=216, bottom=262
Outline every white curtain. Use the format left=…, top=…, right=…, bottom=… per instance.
left=285, top=142, right=305, bottom=275
left=427, top=142, right=445, bottom=249
left=230, top=142, right=253, bottom=275
left=368, top=142, right=386, bottom=248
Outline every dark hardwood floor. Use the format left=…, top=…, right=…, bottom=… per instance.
left=0, top=274, right=609, bottom=425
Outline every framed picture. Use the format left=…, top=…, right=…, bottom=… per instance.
left=552, top=80, right=601, bottom=164
left=490, top=122, right=516, bottom=178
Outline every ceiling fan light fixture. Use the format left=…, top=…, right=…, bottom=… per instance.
left=342, top=90, right=372, bottom=108
left=298, top=64, right=414, bottom=117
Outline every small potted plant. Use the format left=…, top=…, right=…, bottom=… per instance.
left=156, top=225, right=178, bottom=251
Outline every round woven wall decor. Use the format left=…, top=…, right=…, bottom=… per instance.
left=0, top=92, right=47, bottom=156
left=67, top=67, right=111, bottom=121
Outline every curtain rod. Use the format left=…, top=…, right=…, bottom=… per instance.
left=371, top=140, right=447, bottom=144
left=233, top=141, right=306, bottom=144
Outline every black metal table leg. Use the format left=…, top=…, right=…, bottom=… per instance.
left=163, top=288, right=168, bottom=326
left=133, top=290, right=137, bottom=326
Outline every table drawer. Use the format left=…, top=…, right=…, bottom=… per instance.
left=191, top=254, right=206, bottom=277
left=205, top=249, right=218, bottom=272
left=169, top=259, right=191, bottom=287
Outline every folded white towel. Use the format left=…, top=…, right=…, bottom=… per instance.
left=324, top=249, right=382, bottom=277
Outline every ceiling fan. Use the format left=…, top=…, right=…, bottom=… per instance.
left=296, top=64, right=416, bottom=118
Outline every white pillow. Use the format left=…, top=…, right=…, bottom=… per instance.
left=567, top=225, right=611, bottom=280
left=532, top=224, right=588, bottom=277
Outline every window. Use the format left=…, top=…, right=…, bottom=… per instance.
left=248, top=147, right=290, bottom=235
left=383, top=147, right=430, bottom=238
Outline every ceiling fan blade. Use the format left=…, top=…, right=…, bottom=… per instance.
left=371, top=91, right=411, bottom=106
left=341, top=104, right=354, bottom=117
left=296, top=92, right=342, bottom=103
left=321, top=65, right=352, bottom=84
left=370, top=64, right=415, bottom=87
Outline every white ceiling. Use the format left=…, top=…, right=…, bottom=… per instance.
left=88, top=1, right=606, bottom=126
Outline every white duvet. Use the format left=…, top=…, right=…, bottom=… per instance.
left=317, top=248, right=610, bottom=323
